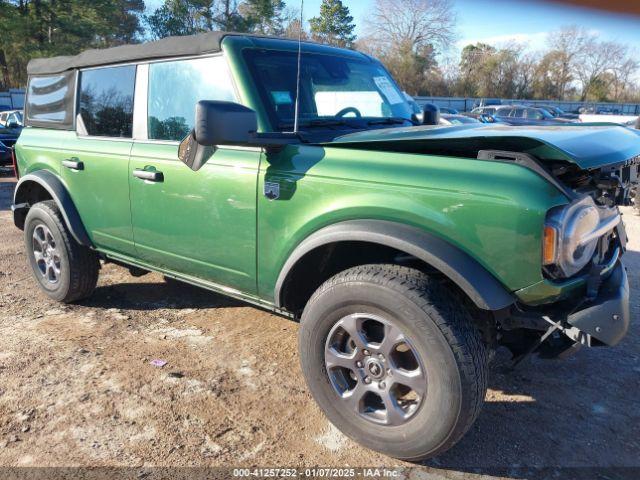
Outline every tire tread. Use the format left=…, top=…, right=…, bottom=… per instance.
left=303, top=263, right=488, bottom=460
left=26, top=200, right=99, bottom=302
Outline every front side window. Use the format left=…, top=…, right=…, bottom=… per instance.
left=243, top=49, right=413, bottom=131
left=147, top=56, right=236, bottom=141
left=79, top=65, right=136, bottom=137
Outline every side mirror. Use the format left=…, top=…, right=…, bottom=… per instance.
left=194, top=100, right=257, bottom=146
left=179, top=101, right=258, bottom=171
left=421, top=103, right=440, bottom=125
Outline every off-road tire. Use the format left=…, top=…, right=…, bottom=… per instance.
left=299, top=264, right=488, bottom=461
left=24, top=200, right=99, bottom=302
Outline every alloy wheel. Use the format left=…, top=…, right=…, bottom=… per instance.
left=324, top=313, right=426, bottom=426
left=32, top=223, right=61, bottom=284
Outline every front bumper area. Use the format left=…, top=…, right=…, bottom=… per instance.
left=567, top=261, right=630, bottom=346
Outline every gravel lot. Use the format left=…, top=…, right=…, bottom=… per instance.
left=0, top=171, right=638, bottom=478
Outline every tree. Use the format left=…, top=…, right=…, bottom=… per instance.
left=544, top=26, right=590, bottom=100
left=282, top=16, right=307, bottom=40
left=0, top=0, right=145, bottom=89
left=380, top=42, right=436, bottom=95
left=240, top=0, right=287, bottom=35
left=146, top=0, right=212, bottom=38
left=359, top=0, right=456, bottom=95
left=365, top=0, right=456, bottom=55
left=309, top=0, right=356, bottom=48
left=213, top=0, right=247, bottom=31
left=576, top=39, right=625, bottom=101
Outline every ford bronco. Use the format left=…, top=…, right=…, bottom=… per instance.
left=12, top=32, right=639, bottom=460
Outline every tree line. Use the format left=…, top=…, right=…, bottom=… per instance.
left=1, top=0, right=639, bottom=103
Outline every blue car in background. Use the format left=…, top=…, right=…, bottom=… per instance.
left=473, top=105, right=575, bottom=126
left=0, top=123, right=21, bottom=166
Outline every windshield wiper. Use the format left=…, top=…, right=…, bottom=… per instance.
left=366, top=117, right=410, bottom=126
left=278, top=118, right=357, bottom=129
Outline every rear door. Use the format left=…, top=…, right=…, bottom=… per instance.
left=128, top=56, right=260, bottom=294
left=59, top=65, right=136, bottom=256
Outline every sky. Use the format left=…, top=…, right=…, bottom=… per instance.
left=145, top=0, right=640, bottom=54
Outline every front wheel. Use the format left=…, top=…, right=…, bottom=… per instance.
left=298, top=264, right=488, bottom=461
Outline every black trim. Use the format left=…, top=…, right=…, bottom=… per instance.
left=12, top=171, right=93, bottom=247
left=567, top=261, right=629, bottom=346
left=26, top=31, right=338, bottom=75
left=275, top=220, right=514, bottom=311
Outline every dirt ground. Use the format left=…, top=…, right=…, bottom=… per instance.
left=0, top=170, right=638, bottom=478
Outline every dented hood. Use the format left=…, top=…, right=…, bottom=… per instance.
left=326, top=124, right=640, bottom=170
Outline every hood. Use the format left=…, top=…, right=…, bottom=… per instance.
left=325, top=123, right=640, bottom=170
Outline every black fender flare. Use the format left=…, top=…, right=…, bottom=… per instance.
left=12, top=170, right=93, bottom=247
left=275, top=220, right=514, bottom=311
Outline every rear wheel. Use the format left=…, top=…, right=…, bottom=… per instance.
left=24, top=200, right=99, bottom=302
left=299, top=264, right=488, bottom=461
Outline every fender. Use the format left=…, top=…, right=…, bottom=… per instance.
left=12, top=170, right=93, bottom=247
left=275, top=220, right=514, bottom=311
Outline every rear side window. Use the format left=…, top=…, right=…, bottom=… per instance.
left=147, top=56, right=236, bottom=141
left=25, top=71, right=76, bottom=129
left=79, top=65, right=136, bottom=138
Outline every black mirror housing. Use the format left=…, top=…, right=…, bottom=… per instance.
left=178, top=100, right=301, bottom=171
left=195, top=100, right=258, bottom=146
left=422, top=103, right=440, bottom=125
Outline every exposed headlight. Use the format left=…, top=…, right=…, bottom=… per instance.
left=543, top=196, right=620, bottom=278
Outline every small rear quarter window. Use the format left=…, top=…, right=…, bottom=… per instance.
left=25, top=71, right=76, bottom=129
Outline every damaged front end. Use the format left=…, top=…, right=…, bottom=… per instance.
left=329, top=123, right=639, bottom=361
left=503, top=153, right=637, bottom=362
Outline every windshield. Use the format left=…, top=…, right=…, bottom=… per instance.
left=244, top=49, right=414, bottom=130
left=536, top=108, right=554, bottom=119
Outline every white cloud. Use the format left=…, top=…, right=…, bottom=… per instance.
left=456, top=31, right=550, bottom=52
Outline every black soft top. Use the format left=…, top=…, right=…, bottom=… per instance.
left=28, top=31, right=234, bottom=75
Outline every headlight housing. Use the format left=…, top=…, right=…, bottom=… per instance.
left=543, top=196, right=619, bottom=278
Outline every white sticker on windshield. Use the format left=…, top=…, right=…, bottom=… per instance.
left=373, top=76, right=403, bottom=105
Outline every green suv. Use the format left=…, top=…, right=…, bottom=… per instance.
left=12, top=32, right=639, bottom=460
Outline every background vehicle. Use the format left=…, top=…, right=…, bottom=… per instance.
left=0, top=123, right=20, bottom=165
left=471, top=105, right=499, bottom=115
left=439, top=106, right=459, bottom=114
left=440, top=113, right=480, bottom=125
left=0, top=110, right=24, bottom=127
left=12, top=32, right=638, bottom=462
left=486, top=106, right=575, bottom=125
left=534, top=105, right=579, bottom=120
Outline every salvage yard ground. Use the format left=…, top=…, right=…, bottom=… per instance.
left=0, top=172, right=639, bottom=478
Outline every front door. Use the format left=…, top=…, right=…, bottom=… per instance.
left=128, top=55, right=259, bottom=294
left=60, top=65, right=137, bottom=256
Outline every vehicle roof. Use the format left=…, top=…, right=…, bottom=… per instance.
left=27, top=31, right=365, bottom=76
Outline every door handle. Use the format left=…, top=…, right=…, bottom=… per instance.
left=62, top=158, right=84, bottom=171
left=133, top=169, right=164, bottom=182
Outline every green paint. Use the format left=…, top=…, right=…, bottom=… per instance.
left=15, top=36, right=638, bottom=312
